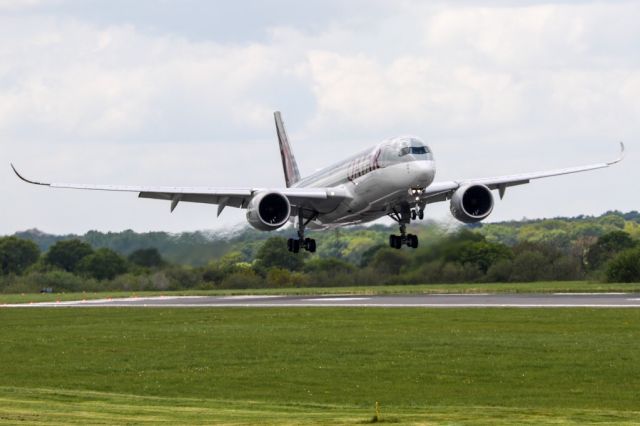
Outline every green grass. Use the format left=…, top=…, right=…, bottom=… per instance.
left=1, top=308, right=639, bottom=424
left=2, top=281, right=640, bottom=305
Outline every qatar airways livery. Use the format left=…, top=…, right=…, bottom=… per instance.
left=12, top=112, right=624, bottom=253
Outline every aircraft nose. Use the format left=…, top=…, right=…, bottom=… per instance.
left=413, top=160, right=435, bottom=187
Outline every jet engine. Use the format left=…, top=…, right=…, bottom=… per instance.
left=246, top=191, right=291, bottom=231
left=449, top=184, right=494, bottom=223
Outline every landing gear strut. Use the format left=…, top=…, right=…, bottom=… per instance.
left=287, top=210, right=317, bottom=253
left=388, top=203, right=420, bottom=249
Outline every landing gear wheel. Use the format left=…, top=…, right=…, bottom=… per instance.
left=291, top=239, right=300, bottom=253
left=407, top=234, right=419, bottom=249
left=418, top=209, right=424, bottom=220
left=389, top=235, right=402, bottom=249
left=411, top=210, right=417, bottom=220
left=305, top=238, right=317, bottom=253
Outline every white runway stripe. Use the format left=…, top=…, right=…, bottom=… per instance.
left=304, top=297, right=371, bottom=301
left=3, top=294, right=640, bottom=308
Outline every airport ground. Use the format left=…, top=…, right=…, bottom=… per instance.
left=2, top=280, right=640, bottom=305
left=1, top=306, right=640, bottom=424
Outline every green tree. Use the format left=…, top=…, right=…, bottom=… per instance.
left=221, top=269, right=264, bottom=289
left=77, top=248, right=128, bottom=280
left=266, top=268, right=294, bottom=288
left=509, top=251, right=549, bottom=282
left=128, top=248, right=165, bottom=268
left=0, top=237, right=40, bottom=275
left=457, top=241, right=512, bottom=273
left=586, top=231, right=637, bottom=270
left=606, top=248, right=640, bottom=283
left=45, top=240, right=94, bottom=272
left=370, top=248, right=410, bottom=275
left=304, top=257, right=355, bottom=274
left=360, top=244, right=386, bottom=267
left=255, top=237, right=305, bottom=271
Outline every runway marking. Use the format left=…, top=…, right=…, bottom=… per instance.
left=217, top=295, right=281, bottom=299
left=429, top=293, right=490, bottom=296
left=4, top=294, right=640, bottom=308
left=553, top=292, right=629, bottom=295
left=5, top=303, right=640, bottom=308
left=304, top=297, right=371, bottom=302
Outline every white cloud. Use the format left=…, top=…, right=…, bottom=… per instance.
left=0, top=0, right=47, bottom=11
left=0, top=19, right=284, bottom=143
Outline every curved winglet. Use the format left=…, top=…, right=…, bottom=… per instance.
left=608, top=142, right=626, bottom=165
left=10, top=164, right=50, bottom=186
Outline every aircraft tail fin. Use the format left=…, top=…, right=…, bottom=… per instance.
left=274, top=111, right=301, bottom=187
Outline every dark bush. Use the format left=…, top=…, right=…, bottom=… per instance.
left=255, top=237, right=305, bottom=271
left=370, top=249, right=410, bottom=275
left=0, top=237, right=40, bottom=275
left=606, top=248, right=640, bottom=283
left=77, top=248, right=128, bottom=281
left=221, top=269, right=264, bottom=289
left=587, top=231, right=637, bottom=271
left=45, top=240, right=93, bottom=272
left=128, top=248, right=165, bottom=268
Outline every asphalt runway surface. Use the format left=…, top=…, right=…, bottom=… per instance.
left=3, top=293, right=640, bottom=308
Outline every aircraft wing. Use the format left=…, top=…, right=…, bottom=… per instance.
left=10, top=164, right=351, bottom=216
left=420, top=142, right=625, bottom=204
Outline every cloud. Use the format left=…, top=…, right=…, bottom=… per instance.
left=0, top=18, right=291, bottom=143
left=0, top=0, right=47, bottom=10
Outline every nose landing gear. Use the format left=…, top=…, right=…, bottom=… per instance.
left=410, top=209, right=424, bottom=221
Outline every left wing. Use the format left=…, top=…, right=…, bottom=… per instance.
left=420, top=142, right=625, bottom=204
left=10, top=164, right=351, bottom=215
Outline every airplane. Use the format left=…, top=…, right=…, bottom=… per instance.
left=12, top=111, right=625, bottom=253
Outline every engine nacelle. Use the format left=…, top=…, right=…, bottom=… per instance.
left=450, top=184, right=494, bottom=223
left=246, top=191, right=291, bottom=231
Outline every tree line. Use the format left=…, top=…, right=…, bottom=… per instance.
left=1, top=212, right=639, bottom=293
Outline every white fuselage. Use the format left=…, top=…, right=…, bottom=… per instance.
left=293, top=136, right=436, bottom=227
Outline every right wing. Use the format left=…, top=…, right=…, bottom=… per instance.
left=420, top=142, right=625, bottom=204
left=10, top=164, right=351, bottom=216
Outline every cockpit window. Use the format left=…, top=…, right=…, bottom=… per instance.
left=411, top=146, right=428, bottom=155
left=378, top=137, right=433, bottom=167
left=399, top=146, right=429, bottom=156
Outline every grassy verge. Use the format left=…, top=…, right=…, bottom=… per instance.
left=1, top=387, right=639, bottom=425
left=0, top=308, right=639, bottom=423
left=2, top=281, right=640, bottom=304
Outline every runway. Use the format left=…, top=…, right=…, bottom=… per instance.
left=4, top=293, right=640, bottom=308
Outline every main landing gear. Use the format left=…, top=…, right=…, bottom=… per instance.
left=287, top=211, right=317, bottom=253
left=388, top=203, right=423, bottom=249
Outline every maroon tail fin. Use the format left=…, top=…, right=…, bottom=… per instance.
left=274, top=111, right=301, bottom=187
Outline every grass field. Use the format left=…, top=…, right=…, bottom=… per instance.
left=2, top=280, right=640, bottom=305
left=1, top=308, right=640, bottom=424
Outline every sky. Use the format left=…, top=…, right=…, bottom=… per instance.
left=1, top=0, right=638, bottom=235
